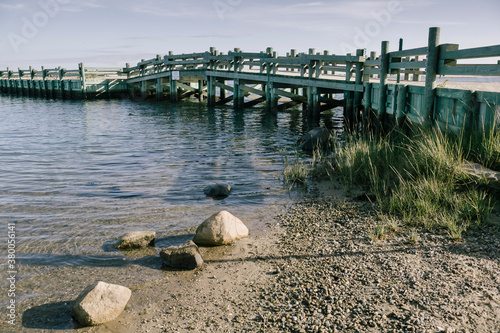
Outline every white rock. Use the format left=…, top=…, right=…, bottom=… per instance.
left=72, top=281, right=131, bottom=326
left=192, top=211, right=249, bottom=246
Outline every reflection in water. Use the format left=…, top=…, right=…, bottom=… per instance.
left=0, top=95, right=342, bottom=327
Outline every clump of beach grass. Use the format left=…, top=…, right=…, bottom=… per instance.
left=281, top=151, right=310, bottom=189
left=462, top=125, right=500, bottom=171
left=332, top=126, right=494, bottom=240
left=280, top=137, right=335, bottom=189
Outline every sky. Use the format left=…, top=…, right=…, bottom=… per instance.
left=0, top=0, right=499, bottom=70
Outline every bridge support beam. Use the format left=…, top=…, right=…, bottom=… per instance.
left=207, top=75, right=215, bottom=106
left=233, top=79, right=244, bottom=109
left=141, top=81, right=147, bottom=99
left=156, top=78, right=163, bottom=101
left=169, top=76, right=177, bottom=102
left=266, top=81, right=278, bottom=111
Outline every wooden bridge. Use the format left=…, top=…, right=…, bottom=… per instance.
left=1, top=27, right=499, bottom=132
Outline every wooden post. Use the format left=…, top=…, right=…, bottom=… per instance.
left=397, top=38, right=403, bottom=83
left=126, top=63, right=134, bottom=98
left=79, top=63, right=87, bottom=99
left=323, top=50, right=329, bottom=75
left=6, top=68, right=11, bottom=94
left=362, top=82, right=372, bottom=133
left=412, top=57, right=420, bottom=82
left=18, top=68, right=23, bottom=96
left=198, top=80, right=204, bottom=101
left=169, top=76, right=177, bottom=102
left=308, top=48, right=315, bottom=79
left=306, top=48, right=319, bottom=116
left=422, top=27, right=440, bottom=125
left=207, top=75, right=215, bottom=106
left=233, top=79, right=244, bottom=109
left=312, top=86, right=320, bottom=118
left=344, top=54, right=354, bottom=131
left=233, top=48, right=241, bottom=73
left=396, top=84, right=408, bottom=126
left=47, top=79, right=52, bottom=99
left=403, top=57, right=409, bottom=81
left=156, top=78, right=163, bottom=101
left=219, top=79, right=226, bottom=100
left=141, top=81, right=147, bottom=99
left=353, top=49, right=364, bottom=110
left=29, top=66, right=35, bottom=97
left=370, top=51, right=377, bottom=78
left=377, top=41, right=390, bottom=117
left=266, top=81, right=278, bottom=111
left=59, top=67, right=65, bottom=100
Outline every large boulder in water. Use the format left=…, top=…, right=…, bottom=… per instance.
left=72, top=281, right=131, bottom=326
left=192, top=211, right=248, bottom=246
left=160, top=240, right=204, bottom=270
left=298, top=127, right=330, bottom=152
left=203, top=183, right=231, bottom=198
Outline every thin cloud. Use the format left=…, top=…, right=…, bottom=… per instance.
left=0, top=3, right=24, bottom=10
left=128, top=0, right=211, bottom=18
left=58, top=0, right=106, bottom=13
left=393, top=19, right=468, bottom=26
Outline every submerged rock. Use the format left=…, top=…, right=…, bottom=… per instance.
left=72, top=281, right=131, bottom=326
left=116, top=231, right=155, bottom=250
left=204, top=183, right=231, bottom=198
left=298, top=127, right=330, bottom=152
left=193, top=211, right=249, bottom=246
left=160, top=240, right=204, bottom=270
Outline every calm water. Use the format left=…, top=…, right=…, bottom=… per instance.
left=0, top=95, right=340, bottom=328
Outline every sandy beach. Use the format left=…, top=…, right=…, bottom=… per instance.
left=13, top=181, right=497, bottom=333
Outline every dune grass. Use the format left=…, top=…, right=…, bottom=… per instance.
left=333, top=126, right=494, bottom=241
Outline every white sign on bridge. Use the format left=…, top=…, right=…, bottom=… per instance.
left=172, top=71, right=180, bottom=80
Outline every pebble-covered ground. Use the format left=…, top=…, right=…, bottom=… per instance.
left=110, top=197, right=499, bottom=333
left=251, top=199, right=500, bottom=332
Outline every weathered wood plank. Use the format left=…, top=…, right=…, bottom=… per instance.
left=440, top=44, right=500, bottom=60
left=389, top=47, right=428, bottom=58
left=274, top=88, right=307, bottom=102
left=389, top=61, right=427, bottom=69
left=439, top=64, right=500, bottom=76
left=435, top=87, right=470, bottom=100
left=364, top=59, right=381, bottom=66
left=176, top=82, right=198, bottom=92
left=240, top=84, right=265, bottom=96
left=214, top=81, right=234, bottom=93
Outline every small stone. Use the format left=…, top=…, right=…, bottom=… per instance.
left=116, top=231, right=155, bottom=250
left=72, top=281, right=131, bottom=326
left=203, top=184, right=231, bottom=198
left=160, top=240, right=204, bottom=270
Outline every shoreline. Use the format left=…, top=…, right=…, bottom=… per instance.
left=5, top=182, right=500, bottom=332
left=113, top=185, right=499, bottom=333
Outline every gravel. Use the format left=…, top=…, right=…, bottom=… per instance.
left=84, top=196, right=500, bottom=333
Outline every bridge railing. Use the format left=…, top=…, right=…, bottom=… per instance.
left=123, top=47, right=365, bottom=84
